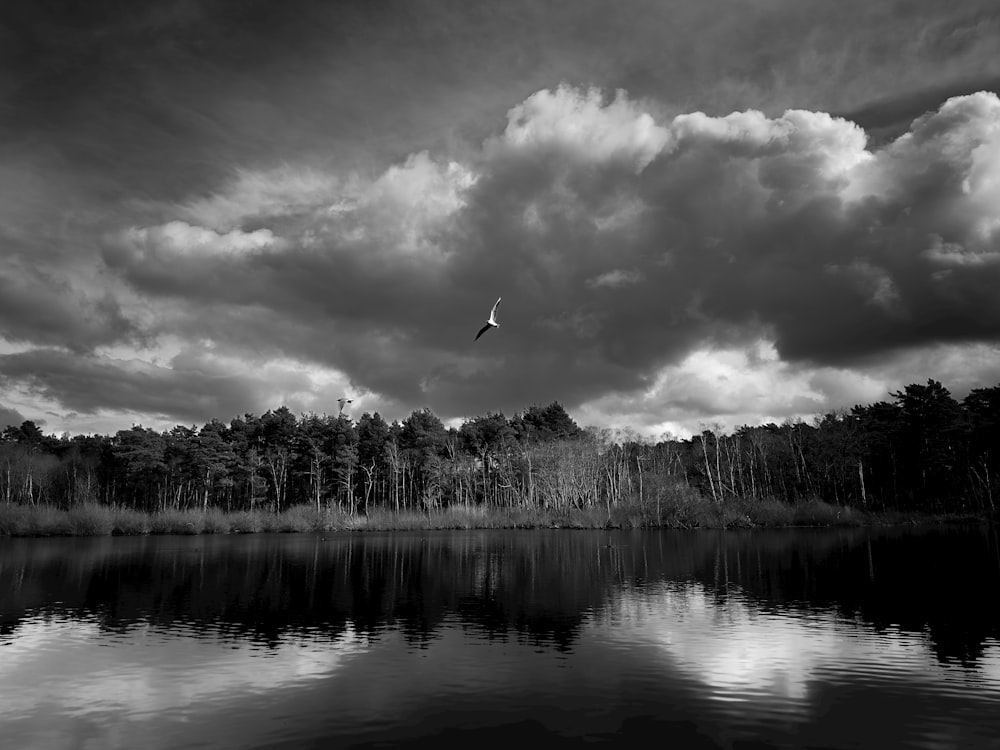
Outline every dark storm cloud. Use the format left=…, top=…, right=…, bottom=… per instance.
left=0, top=265, right=138, bottom=352
left=100, top=87, right=1000, bottom=424
left=0, top=348, right=281, bottom=425
left=5, top=1, right=1000, bottom=432
left=6, top=1, right=998, bottom=201
left=429, top=91, right=1000, bottom=416
left=0, top=406, right=26, bottom=430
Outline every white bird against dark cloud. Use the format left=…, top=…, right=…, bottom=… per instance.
left=337, top=397, right=353, bottom=414
left=474, top=297, right=502, bottom=342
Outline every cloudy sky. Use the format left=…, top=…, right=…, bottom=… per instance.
left=2, top=0, right=1000, bottom=439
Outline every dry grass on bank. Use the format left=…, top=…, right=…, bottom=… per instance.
left=0, top=495, right=984, bottom=538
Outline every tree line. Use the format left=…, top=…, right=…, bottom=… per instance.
left=1, top=379, right=997, bottom=516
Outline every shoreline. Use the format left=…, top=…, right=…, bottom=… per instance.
left=0, top=501, right=992, bottom=538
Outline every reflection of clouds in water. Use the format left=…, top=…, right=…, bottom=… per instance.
left=598, top=582, right=1000, bottom=703
left=0, top=615, right=367, bottom=721
left=976, top=640, right=1000, bottom=687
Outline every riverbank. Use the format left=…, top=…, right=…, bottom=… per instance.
left=0, top=499, right=990, bottom=537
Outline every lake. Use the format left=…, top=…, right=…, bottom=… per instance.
left=1, top=526, right=999, bottom=749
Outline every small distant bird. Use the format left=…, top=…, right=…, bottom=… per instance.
left=337, top=397, right=353, bottom=414
left=474, top=296, right=502, bottom=341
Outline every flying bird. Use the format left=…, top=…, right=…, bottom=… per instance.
left=337, top=397, right=353, bottom=414
left=474, top=296, right=502, bottom=341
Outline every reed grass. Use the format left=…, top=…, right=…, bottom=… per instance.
left=66, top=503, right=116, bottom=535
left=0, top=504, right=69, bottom=536
left=0, top=496, right=982, bottom=537
left=273, top=505, right=326, bottom=533
left=113, top=507, right=153, bottom=535
left=228, top=510, right=267, bottom=534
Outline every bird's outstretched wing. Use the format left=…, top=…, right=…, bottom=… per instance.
left=489, top=297, right=502, bottom=323
left=474, top=323, right=492, bottom=341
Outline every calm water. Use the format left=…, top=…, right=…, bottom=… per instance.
left=2, top=526, right=999, bottom=749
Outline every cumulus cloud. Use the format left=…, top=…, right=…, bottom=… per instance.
left=104, top=151, right=475, bottom=307
left=643, top=90, right=1000, bottom=366
left=492, top=85, right=671, bottom=172
left=21, top=86, right=1000, bottom=432
left=345, top=151, right=476, bottom=256
left=574, top=339, right=893, bottom=438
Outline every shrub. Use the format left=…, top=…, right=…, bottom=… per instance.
left=0, top=504, right=33, bottom=536
left=229, top=510, right=265, bottom=533
left=26, top=505, right=73, bottom=536
left=201, top=508, right=232, bottom=534
left=745, top=498, right=795, bottom=527
left=793, top=499, right=846, bottom=526
left=150, top=509, right=202, bottom=534
left=275, top=504, right=323, bottom=533
left=112, top=507, right=152, bottom=535
left=67, top=504, right=115, bottom=535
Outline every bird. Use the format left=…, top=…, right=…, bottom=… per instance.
left=474, top=296, right=502, bottom=341
left=337, top=397, right=353, bottom=414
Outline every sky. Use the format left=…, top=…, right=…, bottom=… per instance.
left=2, top=0, right=1000, bottom=440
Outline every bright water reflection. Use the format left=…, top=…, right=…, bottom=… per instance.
left=1, top=527, right=999, bottom=748
left=601, top=583, right=1000, bottom=747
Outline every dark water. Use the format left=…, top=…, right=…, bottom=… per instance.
left=1, top=526, right=999, bottom=749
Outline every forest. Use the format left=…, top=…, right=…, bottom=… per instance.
left=1, top=379, right=998, bottom=522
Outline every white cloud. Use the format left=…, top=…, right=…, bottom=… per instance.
left=169, top=151, right=476, bottom=263
left=180, top=165, right=343, bottom=231
left=586, top=268, right=642, bottom=289
left=0, top=344, right=373, bottom=435
left=121, top=221, right=283, bottom=258
left=853, top=90, right=1000, bottom=207
left=672, top=107, right=869, bottom=178
left=349, top=151, right=476, bottom=255
left=924, top=234, right=1000, bottom=266
left=492, top=85, right=671, bottom=172
left=575, top=338, right=1000, bottom=439
left=575, top=339, right=902, bottom=438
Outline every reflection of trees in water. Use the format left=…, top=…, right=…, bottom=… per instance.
left=1, top=528, right=997, bottom=665
left=0, top=533, right=603, bottom=651
left=680, top=526, right=1000, bottom=668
